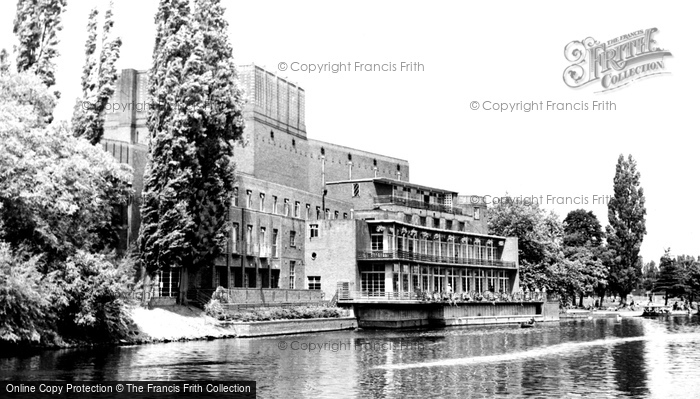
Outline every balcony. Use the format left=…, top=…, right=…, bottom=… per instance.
left=374, top=195, right=463, bottom=215
left=356, top=249, right=516, bottom=268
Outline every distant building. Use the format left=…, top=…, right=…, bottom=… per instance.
left=103, top=65, right=519, bottom=302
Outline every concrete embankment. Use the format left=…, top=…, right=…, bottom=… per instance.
left=131, top=305, right=357, bottom=342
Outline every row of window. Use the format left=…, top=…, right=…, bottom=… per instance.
left=360, top=265, right=510, bottom=294
left=223, top=224, right=296, bottom=256
left=370, top=233, right=499, bottom=260
left=232, top=188, right=351, bottom=220
left=402, top=215, right=478, bottom=231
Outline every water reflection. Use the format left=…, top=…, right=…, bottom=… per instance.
left=1, top=317, right=699, bottom=398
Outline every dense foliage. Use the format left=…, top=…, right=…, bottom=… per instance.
left=606, top=154, right=647, bottom=300
left=655, top=251, right=700, bottom=305
left=0, top=72, right=133, bottom=267
left=206, top=302, right=343, bottom=322
left=138, top=0, right=245, bottom=278
left=488, top=197, right=563, bottom=290
left=72, top=2, right=123, bottom=144
left=13, top=0, right=67, bottom=91
left=0, top=5, right=135, bottom=345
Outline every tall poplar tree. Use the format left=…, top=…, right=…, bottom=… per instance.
left=72, top=3, right=122, bottom=144
left=13, top=0, right=67, bottom=91
left=606, top=154, right=647, bottom=302
left=138, top=0, right=244, bottom=293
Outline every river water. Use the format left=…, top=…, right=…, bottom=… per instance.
left=2, top=316, right=699, bottom=398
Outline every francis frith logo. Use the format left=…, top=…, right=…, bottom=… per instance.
left=563, top=28, right=672, bottom=92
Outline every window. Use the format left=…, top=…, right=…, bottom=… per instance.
left=420, top=216, right=426, bottom=226
left=232, top=223, right=239, bottom=253
left=294, top=201, right=301, bottom=218
left=352, top=183, right=360, bottom=197
left=270, top=130, right=274, bottom=140
left=446, top=220, right=453, bottom=230
left=308, top=276, right=321, bottom=290
left=259, top=193, right=265, bottom=212
left=284, top=199, right=290, bottom=216
left=289, top=231, right=297, bottom=247
left=246, top=190, right=252, bottom=209
left=360, top=264, right=385, bottom=293
left=404, top=214, right=412, bottom=224
left=371, top=231, right=383, bottom=251
left=289, top=261, right=296, bottom=289
left=272, top=196, right=278, bottom=214
left=334, top=210, right=339, bottom=219
left=272, top=229, right=279, bottom=258
left=316, top=206, right=321, bottom=219
left=233, top=187, right=239, bottom=207
left=246, top=225, right=253, bottom=254
left=325, top=208, right=330, bottom=219
left=343, top=213, right=348, bottom=219
left=259, top=227, right=266, bottom=253
left=459, top=221, right=465, bottom=231
left=474, top=207, right=480, bottom=220
left=309, top=224, right=319, bottom=238
left=306, top=204, right=311, bottom=220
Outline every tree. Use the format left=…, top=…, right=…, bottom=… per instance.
left=13, top=0, right=67, bottom=91
left=606, top=154, right=647, bottom=303
left=563, top=209, right=603, bottom=248
left=641, top=260, right=657, bottom=291
left=676, top=255, right=700, bottom=305
left=488, top=196, right=563, bottom=291
left=0, top=49, right=10, bottom=74
left=72, top=2, right=123, bottom=144
left=137, top=0, right=244, bottom=299
left=561, top=209, right=607, bottom=307
left=0, top=69, right=133, bottom=269
left=655, top=249, right=683, bottom=305
left=0, top=66, right=135, bottom=346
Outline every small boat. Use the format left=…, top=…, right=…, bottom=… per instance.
left=520, top=318, right=536, bottom=328
left=642, top=304, right=692, bottom=316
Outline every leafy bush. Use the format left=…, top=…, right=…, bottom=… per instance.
left=204, top=299, right=227, bottom=320
left=0, top=243, right=50, bottom=343
left=48, top=251, right=135, bottom=342
left=223, top=306, right=343, bottom=322
left=211, top=286, right=230, bottom=303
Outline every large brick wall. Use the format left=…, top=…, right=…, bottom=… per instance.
left=305, top=219, right=361, bottom=299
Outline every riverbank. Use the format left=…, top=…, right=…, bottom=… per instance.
left=130, top=305, right=237, bottom=343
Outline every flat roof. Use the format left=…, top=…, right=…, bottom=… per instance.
left=326, top=177, right=458, bottom=195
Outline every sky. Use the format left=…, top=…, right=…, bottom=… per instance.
left=1, top=0, right=697, bottom=264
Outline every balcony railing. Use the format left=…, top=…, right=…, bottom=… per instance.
left=357, top=249, right=516, bottom=268
left=374, top=195, right=463, bottom=215
left=338, top=290, right=547, bottom=302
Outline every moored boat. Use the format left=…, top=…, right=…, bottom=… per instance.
left=642, top=304, right=694, bottom=316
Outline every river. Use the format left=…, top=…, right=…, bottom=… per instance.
left=2, top=316, right=699, bottom=398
